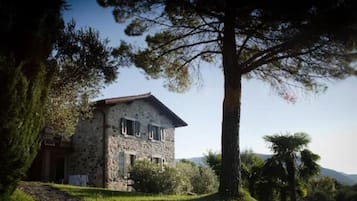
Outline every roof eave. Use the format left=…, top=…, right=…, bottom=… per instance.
left=95, top=93, right=188, bottom=128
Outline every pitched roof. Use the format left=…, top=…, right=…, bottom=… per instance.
left=96, top=93, right=188, bottom=127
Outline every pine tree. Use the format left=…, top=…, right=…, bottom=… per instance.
left=99, top=0, right=357, bottom=198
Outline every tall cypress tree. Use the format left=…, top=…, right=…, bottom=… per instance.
left=0, top=1, right=64, bottom=200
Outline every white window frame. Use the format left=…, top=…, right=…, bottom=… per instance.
left=120, top=118, right=140, bottom=137
left=148, top=124, right=166, bottom=141
left=151, top=155, right=165, bottom=169
left=160, top=128, right=167, bottom=142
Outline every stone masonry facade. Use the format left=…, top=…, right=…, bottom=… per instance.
left=67, top=94, right=186, bottom=190
left=68, top=111, right=105, bottom=187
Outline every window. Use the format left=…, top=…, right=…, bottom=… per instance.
left=129, top=154, right=136, bottom=167
left=151, top=157, right=165, bottom=168
left=152, top=125, right=160, bottom=140
left=120, top=118, right=140, bottom=137
left=152, top=157, right=161, bottom=164
left=148, top=124, right=166, bottom=141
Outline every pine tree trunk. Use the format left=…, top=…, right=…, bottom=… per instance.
left=219, top=0, right=242, bottom=198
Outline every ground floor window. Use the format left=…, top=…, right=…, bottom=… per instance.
left=129, top=154, right=136, bottom=167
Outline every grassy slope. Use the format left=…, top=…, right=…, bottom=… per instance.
left=51, top=184, right=256, bottom=201
left=10, top=189, right=35, bottom=201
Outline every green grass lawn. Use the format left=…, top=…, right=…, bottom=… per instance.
left=51, top=184, right=256, bottom=201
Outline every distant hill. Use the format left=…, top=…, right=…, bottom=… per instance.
left=349, top=175, right=357, bottom=184
left=178, top=154, right=357, bottom=186
left=320, top=168, right=356, bottom=185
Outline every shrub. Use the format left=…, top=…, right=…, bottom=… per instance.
left=129, top=160, right=218, bottom=195
left=158, top=165, right=185, bottom=194
left=192, top=167, right=218, bottom=194
left=176, top=161, right=218, bottom=194
left=175, top=162, right=195, bottom=193
left=129, top=160, right=184, bottom=194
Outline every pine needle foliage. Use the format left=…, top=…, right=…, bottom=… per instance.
left=99, top=0, right=357, bottom=198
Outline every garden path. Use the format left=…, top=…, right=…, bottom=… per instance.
left=18, top=182, right=80, bottom=201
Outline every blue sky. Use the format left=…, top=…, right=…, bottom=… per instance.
left=64, top=0, right=357, bottom=174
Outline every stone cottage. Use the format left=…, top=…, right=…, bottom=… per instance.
left=28, top=93, right=187, bottom=190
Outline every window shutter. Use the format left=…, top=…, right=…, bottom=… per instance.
left=120, top=118, right=127, bottom=135
left=148, top=124, right=153, bottom=140
left=135, top=121, right=140, bottom=137
left=118, top=152, right=126, bottom=177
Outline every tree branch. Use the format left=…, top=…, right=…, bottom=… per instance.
left=240, top=42, right=290, bottom=74
left=248, top=44, right=325, bottom=73
left=180, top=50, right=221, bottom=68
left=156, top=39, right=220, bottom=58
left=236, top=35, right=251, bottom=60
left=150, top=29, right=217, bottom=52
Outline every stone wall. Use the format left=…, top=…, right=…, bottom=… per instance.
left=68, top=111, right=104, bottom=187
left=68, top=99, right=176, bottom=190
left=105, top=100, right=175, bottom=190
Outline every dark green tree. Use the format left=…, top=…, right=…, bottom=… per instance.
left=45, top=20, right=120, bottom=136
left=204, top=149, right=266, bottom=197
left=0, top=0, right=64, bottom=200
left=335, top=184, right=357, bottom=201
left=240, top=150, right=264, bottom=198
left=204, top=150, right=222, bottom=178
left=98, top=0, right=357, bottom=198
left=307, top=177, right=337, bottom=201
left=264, top=132, right=320, bottom=201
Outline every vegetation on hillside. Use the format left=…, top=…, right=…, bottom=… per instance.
left=204, top=133, right=324, bottom=201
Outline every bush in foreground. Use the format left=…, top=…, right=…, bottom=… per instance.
left=129, top=160, right=184, bottom=194
left=129, top=160, right=218, bottom=195
left=176, top=161, right=218, bottom=194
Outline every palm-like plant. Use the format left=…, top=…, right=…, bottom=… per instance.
left=264, top=132, right=320, bottom=201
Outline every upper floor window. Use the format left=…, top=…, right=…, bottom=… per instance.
left=120, top=118, right=140, bottom=137
left=148, top=124, right=166, bottom=141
